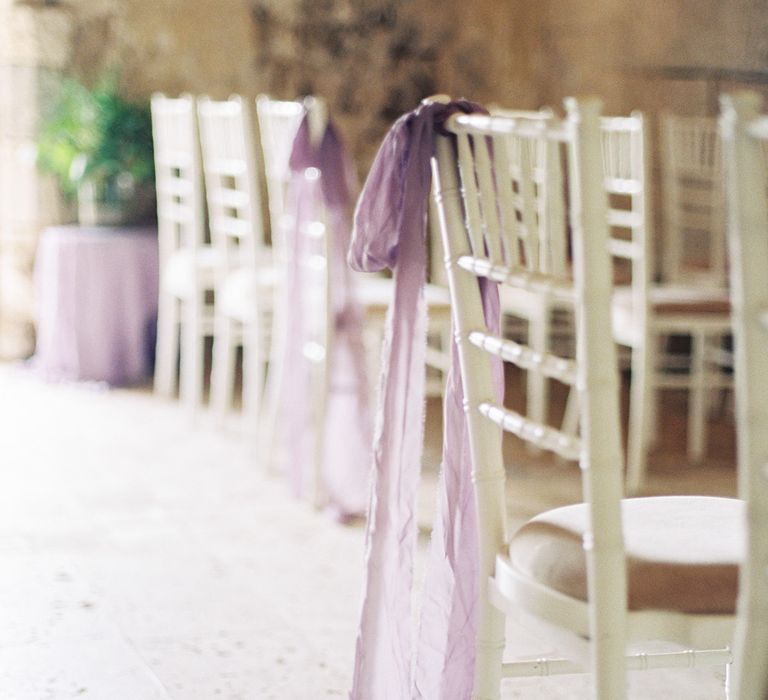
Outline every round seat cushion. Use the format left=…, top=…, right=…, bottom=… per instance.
left=508, top=495, right=742, bottom=614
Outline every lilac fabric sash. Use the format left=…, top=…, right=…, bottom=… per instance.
left=272, top=115, right=372, bottom=517
left=348, top=100, right=502, bottom=699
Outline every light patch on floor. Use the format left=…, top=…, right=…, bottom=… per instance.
left=0, top=364, right=733, bottom=698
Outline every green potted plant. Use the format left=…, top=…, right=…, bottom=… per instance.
left=37, top=73, right=156, bottom=226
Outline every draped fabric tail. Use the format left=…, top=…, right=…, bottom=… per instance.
left=272, top=115, right=372, bottom=515
left=322, top=202, right=373, bottom=517
left=273, top=171, right=316, bottom=497
left=347, top=100, right=488, bottom=699
left=349, top=110, right=432, bottom=698
left=414, top=280, right=503, bottom=700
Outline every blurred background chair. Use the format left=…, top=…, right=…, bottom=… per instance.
left=433, top=98, right=738, bottom=699
left=622, top=114, right=733, bottom=488
left=601, top=113, right=656, bottom=492
left=196, top=95, right=275, bottom=425
left=721, top=90, right=768, bottom=700
left=661, top=114, right=727, bottom=288
left=486, top=106, right=571, bottom=431
left=151, top=93, right=216, bottom=411
left=255, top=95, right=371, bottom=514
left=255, top=95, right=313, bottom=467
left=257, top=96, right=450, bottom=427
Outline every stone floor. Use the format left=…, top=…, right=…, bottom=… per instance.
left=0, top=363, right=735, bottom=699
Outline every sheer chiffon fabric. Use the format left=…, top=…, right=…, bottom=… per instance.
left=272, top=115, right=372, bottom=517
left=348, top=100, right=502, bottom=700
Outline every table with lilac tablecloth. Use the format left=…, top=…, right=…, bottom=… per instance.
left=32, top=225, right=159, bottom=385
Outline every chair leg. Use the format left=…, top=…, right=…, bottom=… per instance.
left=646, top=334, right=664, bottom=451
left=154, top=292, right=179, bottom=397
left=210, top=315, right=236, bottom=419
left=561, top=384, right=580, bottom=438
left=526, top=311, right=549, bottom=431
left=626, top=337, right=654, bottom=494
left=241, top=320, right=264, bottom=428
left=472, top=597, right=505, bottom=700
left=310, top=357, right=329, bottom=509
left=687, top=330, right=708, bottom=461
left=261, top=307, right=288, bottom=474
left=179, top=296, right=206, bottom=413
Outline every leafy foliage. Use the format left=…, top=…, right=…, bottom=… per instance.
left=37, top=74, right=154, bottom=196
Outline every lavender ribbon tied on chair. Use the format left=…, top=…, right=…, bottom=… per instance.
left=273, top=114, right=372, bottom=517
left=348, top=99, right=502, bottom=699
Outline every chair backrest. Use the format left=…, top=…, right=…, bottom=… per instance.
left=720, top=91, right=768, bottom=700
left=432, top=98, right=627, bottom=694
left=254, top=94, right=331, bottom=348
left=256, top=96, right=334, bottom=500
left=490, top=105, right=565, bottom=275
left=150, top=93, right=206, bottom=264
left=255, top=95, right=306, bottom=250
left=661, top=113, right=726, bottom=287
left=196, top=95, right=264, bottom=275
left=602, top=113, right=652, bottom=327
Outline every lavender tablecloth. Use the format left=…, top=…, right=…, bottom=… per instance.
left=32, top=225, right=159, bottom=385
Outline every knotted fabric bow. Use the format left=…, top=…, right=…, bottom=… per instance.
left=349, top=99, right=502, bottom=699
left=272, top=114, right=372, bottom=518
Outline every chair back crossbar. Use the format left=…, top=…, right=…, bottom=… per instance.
left=197, top=96, right=265, bottom=278
left=433, top=98, right=629, bottom=698
left=150, top=93, right=211, bottom=407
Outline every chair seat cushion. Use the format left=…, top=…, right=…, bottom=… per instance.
left=612, top=285, right=731, bottom=346
left=218, top=266, right=279, bottom=322
left=647, top=285, right=731, bottom=315
left=613, top=284, right=730, bottom=318
left=507, top=496, right=742, bottom=614
left=163, top=246, right=222, bottom=298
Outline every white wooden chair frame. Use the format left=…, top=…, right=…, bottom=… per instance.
left=257, top=96, right=451, bottom=467
left=151, top=93, right=215, bottom=411
left=432, top=97, right=736, bottom=700
left=622, top=113, right=734, bottom=488
left=721, top=90, right=768, bottom=700
left=255, top=95, right=333, bottom=503
left=255, top=96, right=317, bottom=483
left=486, top=106, right=570, bottom=432
left=661, top=114, right=727, bottom=288
left=196, top=95, right=272, bottom=426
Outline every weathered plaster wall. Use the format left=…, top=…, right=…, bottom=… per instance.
left=4, top=0, right=768, bottom=358
left=0, top=0, right=258, bottom=357
left=511, top=0, right=768, bottom=116
left=63, top=0, right=259, bottom=99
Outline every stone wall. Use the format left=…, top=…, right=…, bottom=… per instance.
left=0, top=0, right=258, bottom=358
left=4, top=0, right=768, bottom=357
left=246, top=0, right=539, bottom=170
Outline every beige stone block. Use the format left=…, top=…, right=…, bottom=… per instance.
left=620, top=75, right=711, bottom=117
left=1, top=5, right=72, bottom=68
left=0, top=64, right=47, bottom=138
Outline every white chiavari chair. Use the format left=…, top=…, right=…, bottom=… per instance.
left=257, top=95, right=451, bottom=424
left=256, top=95, right=333, bottom=500
left=196, top=95, right=275, bottom=425
left=662, top=114, right=727, bottom=288
left=601, top=113, right=656, bottom=492
left=487, top=106, right=570, bottom=432
left=623, top=115, right=733, bottom=488
left=252, top=95, right=360, bottom=506
left=721, top=90, right=768, bottom=700
left=254, top=96, right=311, bottom=470
left=151, top=93, right=216, bottom=410
left=433, top=97, right=739, bottom=700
